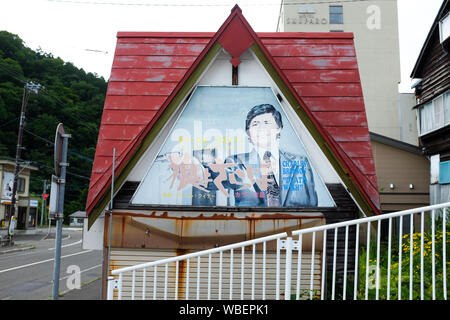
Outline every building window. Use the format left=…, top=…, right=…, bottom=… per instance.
left=445, top=91, right=450, bottom=125
left=439, top=12, right=450, bottom=43
left=418, top=89, right=450, bottom=135
left=298, top=4, right=316, bottom=14
left=440, top=161, right=450, bottom=184
left=329, top=5, right=343, bottom=24
left=17, top=178, right=25, bottom=193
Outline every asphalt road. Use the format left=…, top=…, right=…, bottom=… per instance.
left=0, top=228, right=103, bottom=300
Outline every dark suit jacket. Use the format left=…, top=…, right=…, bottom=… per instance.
left=223, top=149, right=318, bottom=207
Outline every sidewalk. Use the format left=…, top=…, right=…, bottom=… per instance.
left=1, top=228, right=55, bottom=253
left=0, top=227, right=81, bottom=250
left=0, top=226, right=103, bottom=300
left=59, top=277, right=102, bottom=300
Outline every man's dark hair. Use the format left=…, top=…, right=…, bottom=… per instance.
left=245, top=104, right=283, bottom=133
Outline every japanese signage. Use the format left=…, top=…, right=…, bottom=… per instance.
left=132, top=86, right=334, bottom=208
left=286, top=4, right=328, bottom=25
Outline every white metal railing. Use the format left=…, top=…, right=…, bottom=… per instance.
left=107, top=202, right=449, bottom=300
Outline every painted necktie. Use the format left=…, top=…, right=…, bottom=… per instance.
left=263, top=151, right=280, bottom=207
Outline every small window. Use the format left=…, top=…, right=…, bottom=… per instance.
left=17, top=178, right=25, bottom=193
left=439, top=12, right=450, bottom=43
left=417, top=89, right=450, bottom=135
left=419, top=102, right=432, bottom=135
left=298, top=4, right=316, bottom=14
left=329, top=5, right=343, bottom=24
left=444, top=91, right=450, bottom=125
left=439, top=161, right=450, bottom=184
left=433, top=95, right=444, bottom=129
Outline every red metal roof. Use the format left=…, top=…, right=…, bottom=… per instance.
left=86, top=6, right=380, bottom=217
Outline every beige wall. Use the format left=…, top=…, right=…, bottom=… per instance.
left=398, top=92, right=418, bottom=146
left=0, top=162, right=32, bottom=198
left=371, top=140, right=429, bottom=211
left=279, top=0, right=403, bottom=141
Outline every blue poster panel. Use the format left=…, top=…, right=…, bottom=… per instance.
left=131, top=86, right=335, bottom=207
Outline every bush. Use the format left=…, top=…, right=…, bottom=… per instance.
left=357, top=216, right=449, bottom=300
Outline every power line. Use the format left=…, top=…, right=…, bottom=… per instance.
left=23, top=128, right=94, bottom=163
left=0, top=66, right=96, bottom=168
left=24, top=157, right=92, bottom=181
left=0, top=154, right=91, bottom=181
left=32, top=160, right=91, bottom=180
left=47, top=0, right=394, bottom=6
left=0, top=62, right=103, bottom=128
left=0, top=117, right=19, bottom=129
left=0, top=63, right=27, bottom=84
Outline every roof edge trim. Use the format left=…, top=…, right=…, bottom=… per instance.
left=410, top=0, right=449, bottom=78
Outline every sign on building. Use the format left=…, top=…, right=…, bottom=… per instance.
left=132, top=86, right=335, bottom=208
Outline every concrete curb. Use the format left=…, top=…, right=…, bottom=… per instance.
left=57, top=276, right=102, bottom=299
left=0, top=245, right=35, bottom=254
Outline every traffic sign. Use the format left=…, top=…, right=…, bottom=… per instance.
left=42, top=193, right=49, bottom=200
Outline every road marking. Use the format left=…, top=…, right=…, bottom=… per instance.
left=0, top=236, right=81, bottom=261
left=41, top=234, right=71, bottom=241
left=59, top=264, right=102, bottom=281
left=48, top=239, right=82, bottom=250
left=0, top=250, right=93, bottom=274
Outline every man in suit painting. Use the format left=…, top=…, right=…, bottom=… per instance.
left=225, top=104, right=318, bottom=207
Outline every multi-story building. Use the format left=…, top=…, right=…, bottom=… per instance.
left=277, top=0, right=418, bottom=144
left=277, top=0, right=430, bottom=212
left=0, top=159, right=39, bottom=232
left=410, top=0, right=450, bottom=205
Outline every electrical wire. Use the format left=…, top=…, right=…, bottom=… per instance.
left=0, top=155, right=91, bottom=180
left=0, top=64, right=27, bottom=84
left=0, top=61, right=104, bottom=127
left=23, top=128, right=94, bottom=163
left=47, top=0, right=394, bottom=6
left=0, top=117, right=19, bottom=129
left=31, top=160, right=91, bottom=180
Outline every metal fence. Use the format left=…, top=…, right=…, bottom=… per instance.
left=107, top=202, right=449, bottom=300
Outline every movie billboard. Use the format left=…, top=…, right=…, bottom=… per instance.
left=131, top=86, right=335, bottom=208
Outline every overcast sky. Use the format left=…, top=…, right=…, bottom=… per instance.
left=0, top=0, right=444, bottom=93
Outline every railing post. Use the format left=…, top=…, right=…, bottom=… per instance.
left=107, top=276, right=115, bottom=300
left=284, top=237, right=293, bottom=300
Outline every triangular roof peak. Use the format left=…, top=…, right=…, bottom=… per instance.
left=217, top=4, right=255, bottom=66
left=86, top=6, right=380, bottom=227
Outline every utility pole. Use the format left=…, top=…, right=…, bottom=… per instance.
left=7, top=82, right=43, bottom=241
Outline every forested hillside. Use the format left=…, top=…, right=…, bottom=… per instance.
left=0, top=31, right=107, bottom=221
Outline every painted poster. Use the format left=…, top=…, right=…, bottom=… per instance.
left=2, top=172, right=14, bottom=200
left=131, top=86, right=335, bottom=208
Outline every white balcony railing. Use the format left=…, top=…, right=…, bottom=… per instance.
left=107, top=202, right=449, bottom=300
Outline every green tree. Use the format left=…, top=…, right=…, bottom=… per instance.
left=0, top=30, right=107, bottom=221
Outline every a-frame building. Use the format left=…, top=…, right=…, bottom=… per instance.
left=85, top=5, right=380, bottom=299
